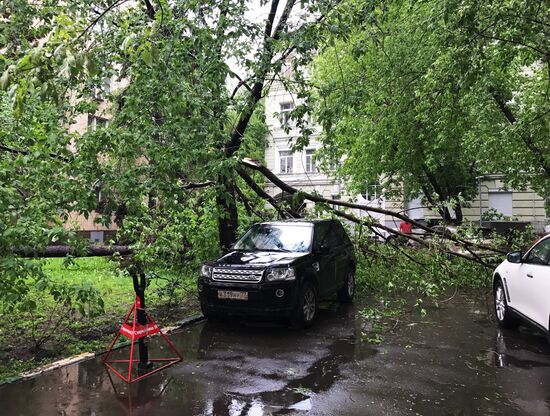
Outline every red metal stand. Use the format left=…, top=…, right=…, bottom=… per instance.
left=103, top=296, right=182, bottom=383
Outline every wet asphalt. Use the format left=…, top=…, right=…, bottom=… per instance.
left=1, top=292, right=549, bottom=416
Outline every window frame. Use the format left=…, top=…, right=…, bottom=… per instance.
left=524, top=238, right=550, bottom=266
left=88, top=115, right=109, bottom=132
left=304, top=149, right=318, bottom=173
left=279, top=150, right=294, bottom=174
left=279, top=102, right=295, bottom=128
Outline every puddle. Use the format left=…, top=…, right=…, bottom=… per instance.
left=1, top=294, right=550, bottom=415
left=483, top=328, right=550, bottom=370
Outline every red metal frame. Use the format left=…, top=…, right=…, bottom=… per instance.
left=103, top=296, right=182, bottom=383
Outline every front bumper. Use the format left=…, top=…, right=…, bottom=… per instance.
left=198, top=278, right=299, bottom=318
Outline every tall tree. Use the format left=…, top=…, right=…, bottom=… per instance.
left=313, top=0, right=550, bottom=218
left=313, top=0, right=481, bottom=222
left=442, top=0, right=550, bottom=206
left=0, top=0, right=343, bottom=308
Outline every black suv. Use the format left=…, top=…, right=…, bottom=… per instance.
left=197, top=219, right=356, bottom=327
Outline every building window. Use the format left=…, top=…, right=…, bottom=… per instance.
left=280, top=102, right=294, bottom=127
left=279, top=150, right=293, bottom=173
left=488, top=191, right=513, bottom=217
left=326, top=157, right=341, bottom=172
left=92, top=76, right=112, bottom=99
left=305, top=149, right=318, bottom=173
left=331, top=194, right=341, bottom=210
left=361, top=181, right=381, bottom=201
left=88, top=116, right=109, bottom=131
left=90, top=231, right=104, bottom=244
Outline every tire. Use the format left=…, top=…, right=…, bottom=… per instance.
left=291, top=281, right=317, bottom=329
left=494, top=281, right=520, bottom=329
left=200, top=302, right=211, bottom=318
left=337, top=270, right=355, bottom=303
left=200, top=303, right=220, bottom=322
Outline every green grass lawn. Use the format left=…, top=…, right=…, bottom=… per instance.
left=0, top=257, right=198, bottom=383
left=43, top=257, right=135, bottom=312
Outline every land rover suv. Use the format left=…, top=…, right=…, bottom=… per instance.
left=197, top=219, right=356, bottom=327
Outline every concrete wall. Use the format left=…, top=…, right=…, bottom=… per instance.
left=409, top=177, right=547, bottom=232
left=462, top=178, right=547, bottom=232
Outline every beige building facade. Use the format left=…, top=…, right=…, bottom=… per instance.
left=264, top=81, right=548, bottom=234
left=65, top=90, right=117, bottom=243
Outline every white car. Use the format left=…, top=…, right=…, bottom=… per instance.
left=493, top=234, right=550, bottom=341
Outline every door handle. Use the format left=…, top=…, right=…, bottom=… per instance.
left=526, top=273, right=533, bottom=278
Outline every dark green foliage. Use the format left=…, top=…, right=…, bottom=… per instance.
left=314, top=0, right=550, bottom=219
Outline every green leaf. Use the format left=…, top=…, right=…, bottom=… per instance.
left=0, top=70, right=9, bottom=90
left=121, top=34, right=136, bottom=52
left=142, top=48, right=153, bottom=67
left=85, top=57, right=99, bottom=77
left=17, top=54, right=32, bottom=70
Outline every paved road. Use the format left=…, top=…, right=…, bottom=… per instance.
left=1, top=293, right=549, bottom=415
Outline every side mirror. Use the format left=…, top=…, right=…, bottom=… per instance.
left=506, top=251, right=523, bottom=264
left=222, top=245, right=235, bottom=255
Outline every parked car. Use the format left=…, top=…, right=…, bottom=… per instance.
left=493, top=234, right=550, bottom=342
left=198, top=219, right=356, bottom=327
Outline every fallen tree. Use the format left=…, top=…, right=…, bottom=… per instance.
left=14, top=245, right=132, bottom=258
left=239, top=157, right=507, bottom=267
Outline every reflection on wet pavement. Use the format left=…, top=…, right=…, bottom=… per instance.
left=1, top=293, right=549, bottom=415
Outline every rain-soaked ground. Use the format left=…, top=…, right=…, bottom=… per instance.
left=1, top=292, right=549, bottom=416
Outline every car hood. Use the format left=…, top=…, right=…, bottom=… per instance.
left=214, top=250, right=309, bottom=267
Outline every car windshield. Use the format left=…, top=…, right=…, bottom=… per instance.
left=233, top=224, right=313, bottom=253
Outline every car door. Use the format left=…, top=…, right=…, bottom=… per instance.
left=517, top=238, right=550, bottom=330
left=312, top=222, right=336, bottom=297
left=329, top=221, right=351, bottom=289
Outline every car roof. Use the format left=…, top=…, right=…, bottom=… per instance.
left=534, top=233, right=550, bottom=244
left=258, top=219, right=335, bottom=226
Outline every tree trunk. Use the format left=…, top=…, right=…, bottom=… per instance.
left=14, top=245, right=132, bottom=257
left=439, top=205, right=452, bottom=223
left=454, top=203, right=463, bottom=224
left=214, top=0, right=298, bottom=250
left=216, top=175, right=239, bottom=251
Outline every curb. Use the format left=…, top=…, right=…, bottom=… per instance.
left=0, top=314, right=205, bottom=387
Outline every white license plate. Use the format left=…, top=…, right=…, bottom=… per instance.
left=218, top=290, right=248, bottom=300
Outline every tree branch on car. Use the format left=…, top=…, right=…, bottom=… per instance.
left=239, top=157, right=506, bottom=258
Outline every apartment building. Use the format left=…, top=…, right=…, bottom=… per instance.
left=264, top=80, right=548, bottom=233
left=264, top=79, right=387, bottom=227
left=65, top=86, right=117, bottom=244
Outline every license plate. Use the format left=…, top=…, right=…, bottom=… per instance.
left=218, top=290, right=248, bottom=301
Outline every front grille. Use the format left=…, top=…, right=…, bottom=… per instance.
left=212, top=267, right=264, bottom=283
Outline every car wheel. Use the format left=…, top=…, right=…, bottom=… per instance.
left=200, top=302, right=211, bottom=318
left=494, top=281, right=519, bottom=329
left=291, top=281, right=317, bottom=328
left=200, top=303, right=220, bottom=321
left=337, top=270, right=355, bottom=303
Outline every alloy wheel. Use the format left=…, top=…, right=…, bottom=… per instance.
left=495, top=285, right=506, bottom=322
left=303, top=288, right=316, bottom=322
left=347, top=272, right=355, bottom=297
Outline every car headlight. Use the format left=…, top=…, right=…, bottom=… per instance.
left=200, top=264, right=212, bottom=279
left=266, top=267, right=296, bottom=282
